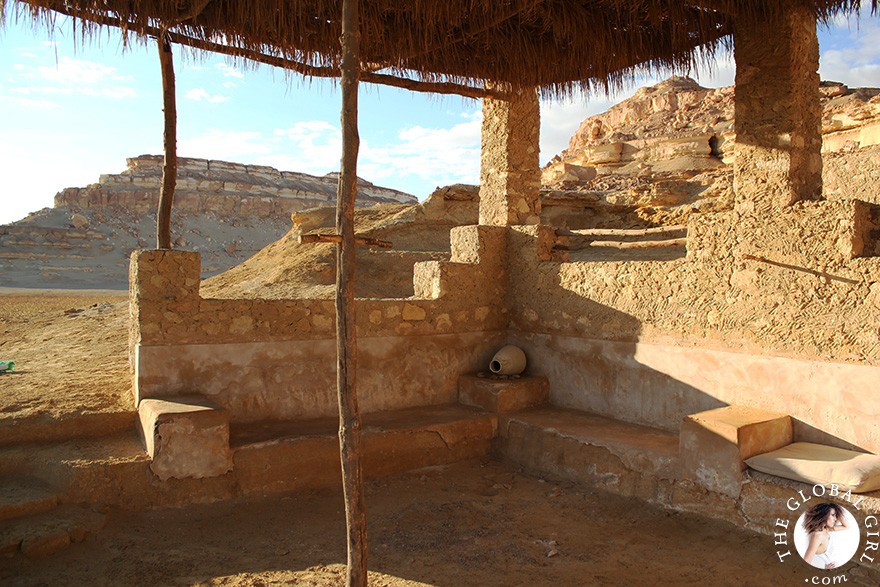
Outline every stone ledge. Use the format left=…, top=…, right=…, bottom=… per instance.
left=680, top=405, right=792, bottom=498
left=138, top=395, right=233, bottom=481
left=499, top=407, right=680, bottom=499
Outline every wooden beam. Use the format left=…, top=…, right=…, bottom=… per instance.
left=556, top=225, right=687, bottom=238
left=156, top=32, right=177, bottom=250
left=32, top=2, right=501, bottom=100
left=298, top=233, right=392, bottom=248
left=554, top=237, right=688, bottom=251
left=336, top=0, right=367, bottom=585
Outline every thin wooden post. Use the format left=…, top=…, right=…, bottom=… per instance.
left=336, top=0, right=368, bottom=585
left=156, top=32, right=177, bottom=250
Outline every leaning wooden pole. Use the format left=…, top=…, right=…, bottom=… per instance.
left=335, top=0, right=368, bottom=585
left=156, top=31, right=177, bottom=249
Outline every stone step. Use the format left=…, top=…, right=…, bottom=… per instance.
left=0, top=476, right=61, bottom=522
left=0, top=431, right=149, bottom=501
left=0, top=404, right=496, bottom=511
left=0, top=410, right=136, bottom=447
left=499, top=407, right=680, bottom=501
left=231, top=404, right=497, bottom=494
left=0, top=504, right=107, bottom=558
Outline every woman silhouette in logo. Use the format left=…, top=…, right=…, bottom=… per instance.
left=802, top=502, right=850, bottom=569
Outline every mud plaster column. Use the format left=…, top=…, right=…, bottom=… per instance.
left=733, top=5, right=822, bottom=214
left=479, top=88, right=541, bottom=226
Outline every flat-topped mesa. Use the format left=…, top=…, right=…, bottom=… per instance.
left=54, top=155, right=417, bottom=219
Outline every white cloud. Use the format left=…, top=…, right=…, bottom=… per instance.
left=184, top=87, right=230, bottom=103
left=8, top=56, right=137, bottom=99
left=0, top=95, right=60, bottom=110
left=35, top=56, right=119, bottom=85
left=820, top=15, right=880, bottom=87
left=358, top=114, right=482, bottom=188
left=215, top=63, right=244, bottom=79
left=267, top=121, right=343, bottom=174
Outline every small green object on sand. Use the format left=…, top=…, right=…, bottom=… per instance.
left=0, top=361, right=15, bottom=373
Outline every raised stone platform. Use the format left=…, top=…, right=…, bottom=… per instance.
left=499, top=407, right=679, bottom=501
left=138, top=396, right=233, bottom=481
left=458, top=373, right=549, bottom=413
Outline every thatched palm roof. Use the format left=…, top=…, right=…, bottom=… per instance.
left=2, top=0, right=875, bottom=97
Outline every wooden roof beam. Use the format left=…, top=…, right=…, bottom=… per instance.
left=32, top=1, right=504, bottom=100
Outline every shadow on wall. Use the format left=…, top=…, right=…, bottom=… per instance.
left=506, top=261, right=727, bottom=432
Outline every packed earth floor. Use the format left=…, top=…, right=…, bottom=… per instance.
left=2, top=459, right=811, bottom=587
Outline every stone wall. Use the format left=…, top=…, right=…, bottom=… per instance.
left=505, top=191, right=880, bottom=453
left=824, top=145, right=880, bottom=204
left=129, top=225, right=508, bottom=422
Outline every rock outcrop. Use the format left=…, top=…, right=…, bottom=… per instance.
left=0, top=156, right=416, bottom=289
left=541, top=76, right=880, bottom=228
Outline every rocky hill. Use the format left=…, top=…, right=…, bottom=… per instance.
left=0, top=156, right=416, bottom=290
left=540, top=76, right=880, bottom=228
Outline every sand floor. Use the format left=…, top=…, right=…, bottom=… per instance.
left=1, top=459, right=825, bottom=587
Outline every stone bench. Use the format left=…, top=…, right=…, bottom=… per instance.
left=680, top=405, right=792, bottom=498
left=138, top=395, right=233, bottom=481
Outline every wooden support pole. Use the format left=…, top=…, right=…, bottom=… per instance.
left=298, top=233, right=392, bottom=248
left=336, top=0, right=368, bottom=585
left=156, top=32, right=177, bottom=250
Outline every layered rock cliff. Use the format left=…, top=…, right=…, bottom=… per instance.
left=0, top=156, right=416, bottom=289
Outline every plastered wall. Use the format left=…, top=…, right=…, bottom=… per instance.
left=129, top=225, right=509, bottom=423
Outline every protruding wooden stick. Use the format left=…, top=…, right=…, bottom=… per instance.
left=298, top=233, right=392, bottom=248
left=554, top=237, right=687, bottom=251
left=336, top=0, right=368, bottom=585
left=556, top=225, right=687, bottom=238
left=742, top=253, right=860, bottom=284
left=156, top=32, right=177, bottom=250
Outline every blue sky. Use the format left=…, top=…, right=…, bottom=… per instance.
left=1, top=8, right=879, bottom=225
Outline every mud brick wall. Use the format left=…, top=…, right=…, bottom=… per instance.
left=505, top=201, right=880, bottom=453
left=733, top=5, right=823, bottom=211
left=129, top=226, right=508, bottom=423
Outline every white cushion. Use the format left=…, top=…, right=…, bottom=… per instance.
left=745, top=442, right=880, bottom=493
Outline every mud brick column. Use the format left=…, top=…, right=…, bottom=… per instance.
left=479, top=88, right=541, bottom=226
left=733, top=5, right=822, bottom=214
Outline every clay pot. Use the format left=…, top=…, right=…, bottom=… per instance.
left=489, top=345, right=527, bottom=376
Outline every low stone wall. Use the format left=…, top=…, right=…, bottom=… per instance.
left=129, top=225, right=509, bottom=423
left=511, top=333, right=880, bottom=454
left=135, top=333, right=502, bottom=422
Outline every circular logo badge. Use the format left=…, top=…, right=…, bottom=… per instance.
left=793, top=503, right=860, bottom=570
